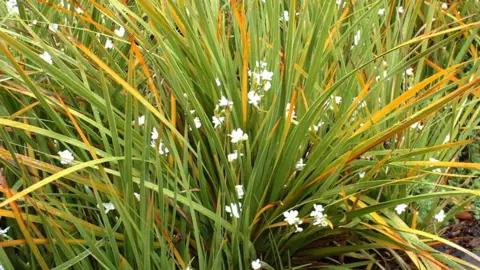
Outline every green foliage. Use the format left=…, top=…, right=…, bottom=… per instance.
left=0, top=0, right=479, bottom=269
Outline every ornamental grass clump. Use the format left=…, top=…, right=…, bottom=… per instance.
left=0, top=0, right=479, bottom=269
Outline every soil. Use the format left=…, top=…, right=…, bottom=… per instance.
left=437, top=219, right=480, bottom=269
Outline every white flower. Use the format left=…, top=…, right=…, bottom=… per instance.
left=225, top=202, right=242, bottom=218
left=358, top=172, right=366, bottom=178
left=335, top=0, right=346, bottom=8
left=283, top=210, right=301, bottom=225
left=228, top=150, right=244, bottom=162
left=105, top=39, right=113, bottom=49
left=6, top=0, right=19, bottom=14
left=405, top=67, right=414, bottom=76
left=378, top=8, right=385, bottom=16
left=441, top=2, right=448, bottom=10
left=395, top=204, right=408, bottom=214
left=295, top=225, right=303, bottom=232
left=215, top=78, right=221, bottom=86
left=434, top=209, right=446, bottom=222
left=397, top=6, right=404, bottom=13
left=218, top=95, right=233, bottom=107
left=429, top=158, right=439, bottom=162
left=264, top=81, right=271, bottom=91
left=443, top=134, right=450, bottom=144
left=353, top=30, right=361, bottom=46
left=259, top=69, right=274, bottom=81
left=58, top=150, right=74, bottom=165
left=114, top=26, right=125, bottom=37
left=311, top=121, right=324, bottom=132
left=312, top=204, right=324, bottom=213
left=75, top=7, right=83, bottom=14
left=98, top=202, right=115, bottom=214
left=247, top=91, right=262, bottom=107
left=410, top=122, right=424, bottom=130
left=285, top=103, right=297, bottom=119
left=31, top=20, right=38, bottom=25
left=151, top=128, right=159, bottom=140
left=151, top=140, right=169, bottom=155
left=295, top=158, right=305, bottom=171
left=229, top=128, right=248, bottom=143
left=280, top=11, right=289, bottom=22
left=382, top=60, right=388, bottom=66
left=333, top=96, right=342, bottom=104
left=193, top=117, right=202, bottom=128
left=49, top=23, right=59, bottom=32
left=136, top=115, right=145, bottom=126
left=0, top=264, right=4, bottom=270
left=212, top=116, right=225, bottom=128
left=0, top=227, right=10, bottom=236
left=134, top=192, right=140, bottom=201
left=235, top=185, right=244, bottom=199
left=39, top=51, right=53, bottom=64
left=310, top=204, right=328, bottom=227
left=251, top=259, right=262, bottom=270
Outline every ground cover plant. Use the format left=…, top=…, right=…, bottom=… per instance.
left=0, top=0, right=479, bottom=269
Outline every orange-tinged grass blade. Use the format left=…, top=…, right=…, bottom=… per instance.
left=37, top=0, right=114, bottom=35
left=230, top=0, right=249, bottom=126
left=354, top=62, right=465, bottom=136
left=340, top=186, right=350, bottom=211
left=393, top=226, right=480, bottom=264
left=75, top=43, right=195, bottom=154
left=167, top=2, right=186, bottom=35
left=324, top=4, right=350, bottom=50
left=389, top=160, right=480, bottom=171
left=0, top=147, right=118, bottom=195
left=0, top=208, right=69, bottom=228
left=411, top=210, right=418, bottom=230
left=0, top=157, right=122, bottom=208
left=8, top=102, right=40, bottom=120
left=415, top=53, right=459, bottom=82
left=346, top=77, right=480, bottom=167
left=0, top=173, right=49, bottom=270
left=250, top=201, right=283, bottom=231
left=363, top=152, right=392, bottom=180
left=0, top=190, right=125, bottom=240
left=0, top=238, right=162, bottom=248
left=443, top=252, right=480, bottom=270
left=130, top=36, right=161, bottom=108
left=360, top=222, right=438, bottom=270
left=154, top=215, right=185, bottom=269
left=408, top=71, right=459, bottom=106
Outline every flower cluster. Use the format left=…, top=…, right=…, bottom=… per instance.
left=0, top=226, right=10, bottom=236
left=310, top=204, right=328, bottom=227
left=394, top=204, right=447, bottom=223
left=151, top=128, right=169, bottom=155
left=6, top=0, right=19, bottom=14
left=188, top=110, right=202, bottom=130
left=284, top=205, right=330, bottom=232
left=58, top=150, right=74, bottom=165
left=225, top=185, right=245, bottom=218
left=212, top=93, right=232, bottom=130
left=97, top=202, right=115, bottom=214
left=283, top=210, right=303, bottom=232
left=225, top=202, right=242, bottom=218
left=247, top=61, right=273, bottom=108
